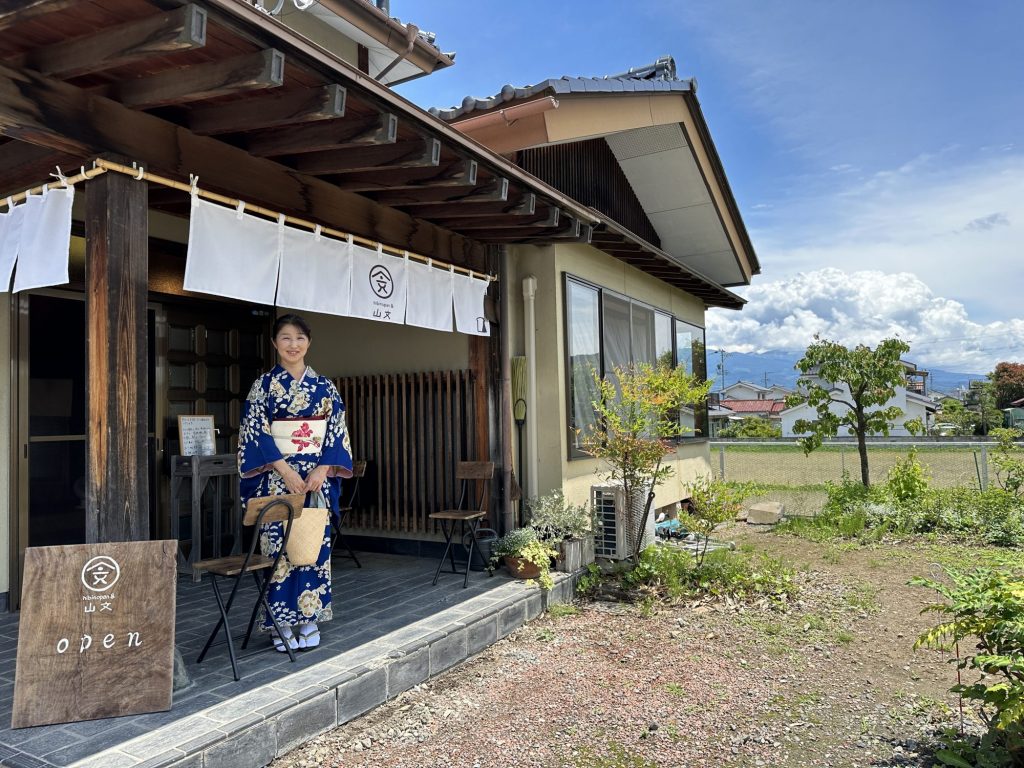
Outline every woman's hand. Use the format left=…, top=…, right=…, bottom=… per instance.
left=305, top=465, right=330, bottom=493
left=273, top=460, right=307, bottom=495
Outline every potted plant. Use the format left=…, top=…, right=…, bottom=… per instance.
left=580, top=363, right=711, bottom=562
left=490, top=527, right=558, bottom=590
left=527, top=490, right=598, bottom=573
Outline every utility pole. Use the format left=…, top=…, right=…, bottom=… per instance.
left=715, top=349, right=727, bottom=391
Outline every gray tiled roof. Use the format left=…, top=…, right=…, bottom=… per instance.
left=429, top=56, right=695, bottom=121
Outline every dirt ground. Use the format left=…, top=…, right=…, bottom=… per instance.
left=273, top=527, right=991, bottom=768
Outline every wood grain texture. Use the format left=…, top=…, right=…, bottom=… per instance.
left=85, top=165, right=149, bottom=543
left=11, top=540, right=177, bottom=728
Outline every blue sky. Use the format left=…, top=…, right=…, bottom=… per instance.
left=395, top=1, right=1024, bottom=372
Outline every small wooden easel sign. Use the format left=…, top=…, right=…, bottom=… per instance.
left=11, top=540, right=177, bottom=728
left=178, top=414, right=216, bottom=456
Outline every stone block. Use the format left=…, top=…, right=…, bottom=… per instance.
left=524, top=592, right=543, bottom=621
left=498, top=600, right=526, bottom=638
left=387, top=646, right=428, bottom=696
left=203, top=721, right=276, bottom=768
left=276, top=691, right=336, bottom=756
left=465, top=616, right=497, bottom=657
left=337, top=667, right=386, bottom=724
left=747, top=501, right=784, bottom=525
left=429, top=627, right=467, bottom=676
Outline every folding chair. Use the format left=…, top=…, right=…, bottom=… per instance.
left=428, top=461, right=495, bottom=588
left=193, top=493, right=304, bottom=681
left=330, top=460, right=365, bottom=568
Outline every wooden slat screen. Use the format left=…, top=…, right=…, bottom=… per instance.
left=334, top=370, right=478, bottom=535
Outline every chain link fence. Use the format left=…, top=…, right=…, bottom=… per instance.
left=711, top=440, right=997, bottom=517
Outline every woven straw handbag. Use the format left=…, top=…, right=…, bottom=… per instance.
left=284, top=490, right=329, bottom=566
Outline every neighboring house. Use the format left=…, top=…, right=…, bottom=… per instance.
left=780, top=384, right=936, bottom=437
left=437, top=55, right=759, bottom=510
left=721, top=381, right=793, bottom=401
left=719, top=399, right=786, bottom=421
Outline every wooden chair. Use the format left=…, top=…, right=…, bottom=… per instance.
left=330, top=460, right=366, bottom=568
left=428, top=461, right=495, bottom=588
left=193, top=493, right=304, bottom=681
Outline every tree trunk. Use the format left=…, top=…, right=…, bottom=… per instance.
left=856, top=413, right=870, bottom=487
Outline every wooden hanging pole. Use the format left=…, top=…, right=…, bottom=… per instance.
left=0, top=165, right=109, bottom=206
left=92, top=158, right=497, bottom=282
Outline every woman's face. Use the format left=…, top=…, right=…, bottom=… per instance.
left=272, top=323, right=310, bottom=368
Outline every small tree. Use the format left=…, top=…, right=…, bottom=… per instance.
left=681, top=476, right=752, bottom=568
left=581, top=363, right=711, bottom=561
left=719, top=416, right=782, bottom=439
left=787, top=336, right=919, bottom=487
left=937, top=397, right=979, bottom=436
left=992, top=362, right=1024, bottom=409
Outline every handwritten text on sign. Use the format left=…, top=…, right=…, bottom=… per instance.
left=12, top=541, right=177, bottom=728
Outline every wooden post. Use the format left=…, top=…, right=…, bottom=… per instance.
left=85, top=165, right=149, bottom=542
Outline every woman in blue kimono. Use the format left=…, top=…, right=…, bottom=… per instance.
left=238, top=314, right=353, bottom=652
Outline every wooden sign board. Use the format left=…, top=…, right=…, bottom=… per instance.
left=178, top=414, right=216, bottom=456
left=12, top=540, right=177, bottom=728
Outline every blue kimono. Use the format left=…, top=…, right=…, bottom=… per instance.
left=238, top=364, right=353, bottom=629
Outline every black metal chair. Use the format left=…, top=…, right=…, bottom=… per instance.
left=428, top=461, right=495, bottom=588
left=330, top=459, right=365, bottom=568
left=193, top=492, right=304, bottom=681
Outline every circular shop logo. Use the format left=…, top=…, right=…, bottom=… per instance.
left=81, top=556, right=121, bottom=592
left=369, top=265, right=394, bottom=299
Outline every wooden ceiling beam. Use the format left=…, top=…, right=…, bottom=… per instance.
left=0, top=0, right=77, bottom=31
left=0, top=60, right=482, bottom=261
left=429, top=201, right=560, bottom=230
left=189, top=84, right=346, bottom=135
left=406, top=192, right=534, bottom=220
left=117, top=49, right=285, bottom=109
left=245, top=112, right=396, bottom=157
left=334, top=157, right=477, bottom=193
left=0, top=140, right=85, bottom=198
left=293, top=136, right=437, bottom=175
left=371, top=177, right=507, bottom=207
left=21, top=4, right=207, bottom=79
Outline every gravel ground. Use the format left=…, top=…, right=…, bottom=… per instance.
left=273, top=528, right=986, bottom=768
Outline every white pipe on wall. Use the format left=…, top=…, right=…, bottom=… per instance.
left=522, top=275, right=538, bottom=500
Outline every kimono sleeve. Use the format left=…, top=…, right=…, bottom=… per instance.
left=238, top=374, right=283, bottom=478
left=320, top=380, right=354, bottom=479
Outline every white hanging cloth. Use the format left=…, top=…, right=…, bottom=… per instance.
left=12, top=186, right=74, bottom=293
left=276, top=226, right=353, bottom=316
left=349, top=243, right=407, bottom=324
left=184, top=195, right=281, bottom=305
left=452, top=271, right=491, bottom=336
left=0, top=200, right=27, bottom=292
left=405, top=259, right=454, bottom=332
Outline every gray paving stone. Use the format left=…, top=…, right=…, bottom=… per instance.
left=275, top=692, right=336, bottom=756
left=119, top=716, right=221, bottom=760
left=465, top=616, right=498, bottom=657
left=162, top=754, right=203, bottom=768
left=498, top=600, right=526, bottom=637
left=524, top=592, right=544, bottom=621
left=386, top=647, right=428, bottom=697
left=336, top=668, right=386, bottom=724
left=202, top=720, right=275, bottom=768
left=428, top=628, right=467, bottom=676
left=67, top=749, right=138, bottom=768
left=129, top=750, right=191, bottom=768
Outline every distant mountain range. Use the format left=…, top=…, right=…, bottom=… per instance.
left=712, top=350, right=985, bottom=397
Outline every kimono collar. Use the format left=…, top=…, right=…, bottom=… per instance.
left=271, top=364, right=318, bottom=383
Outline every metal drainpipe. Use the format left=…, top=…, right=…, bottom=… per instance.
left=498, top=247, right=514, bottom=534
left=522, top=275, right=538, bottom=501
left=374, top=22, right=417, bottom=82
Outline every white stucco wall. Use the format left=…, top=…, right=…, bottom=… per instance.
left=780, top=385, right=928, bottom=437
left=722, top=382, right=764, bottom=399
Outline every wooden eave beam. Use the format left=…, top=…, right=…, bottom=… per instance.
left=371, top=177, right=507, bottom=207
left=116, top=48, right=285, bottom=109
left=0, top=60, right=481, bottom=261
left=334, top=157, right=477, bottom=193
left=0, top=0, right=77, bottom=31
left=189, top=84, right=346, bottom=135
left=245, top=112, right=396, bottom=157
left=0, top=140, right=85, bottom=198
left=406, top=192, right=534, bottom=220
left=294, top=137, right=438, bottom=175
left=447, top=206, right=559, bottom=232
left=21, top=4, right=207, bottom=79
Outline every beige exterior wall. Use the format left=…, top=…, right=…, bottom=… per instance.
left=507, top=242, right=711, bottom=515
left=0, top=293, right=9, bottom=595
left=277, top=7, right=360, bottom=66
left=293, top=310, right=468, bottom=379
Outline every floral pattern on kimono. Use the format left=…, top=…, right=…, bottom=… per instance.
left=239, top=364, right=353, bottom=630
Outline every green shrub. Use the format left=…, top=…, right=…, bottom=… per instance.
left=886, top=447, right=930, bottom=504
left=913, top=567, right=1024, bottom=765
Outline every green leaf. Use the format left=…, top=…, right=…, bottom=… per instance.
left=934, top=749, right=975, bottom=768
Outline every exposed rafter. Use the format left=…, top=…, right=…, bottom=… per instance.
left=245, top=112, right=397, bottom=157
left=189, top=84, right=346, bottom=135
left=293, top=137, right=438, bottom=175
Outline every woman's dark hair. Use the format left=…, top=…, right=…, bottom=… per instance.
left=273, top=313, right=312, bottom=339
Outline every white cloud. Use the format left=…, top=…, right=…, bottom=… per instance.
left=707, top=268, right=1024, bottom=372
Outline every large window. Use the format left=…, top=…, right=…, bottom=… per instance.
left=564, top=274, right=709, bottom=458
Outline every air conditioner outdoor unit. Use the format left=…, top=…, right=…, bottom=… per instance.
left=591, top=483, right=656, bottom=560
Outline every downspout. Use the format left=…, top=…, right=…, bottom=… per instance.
left=522, top=275, right=538, bottom=501
left=498, top=247, right=514, bottom=534
left=374, top=22, right=418, bottom=82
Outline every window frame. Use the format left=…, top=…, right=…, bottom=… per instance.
left=562, top=272, right=708, bottom=460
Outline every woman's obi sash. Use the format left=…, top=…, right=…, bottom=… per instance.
left=270, top=417, right=326, bottom=457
